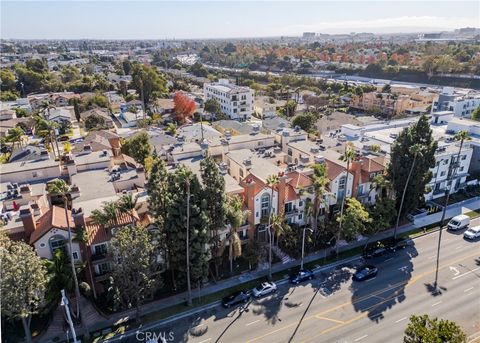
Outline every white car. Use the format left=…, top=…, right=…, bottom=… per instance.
left=464, top=226, right=480, bottom=240
left=252, top=282, right=277, bottom=298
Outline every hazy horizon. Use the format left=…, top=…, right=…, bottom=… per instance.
left=1, top=1, right=479, bottom=40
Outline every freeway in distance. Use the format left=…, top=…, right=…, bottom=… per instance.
left=115, top=223, right=480, bottom=343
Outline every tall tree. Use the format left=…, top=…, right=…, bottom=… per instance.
left=393, top=144, right=423, bottom=239
left=336, top=144, right=355, bottom=253
left=204, top=98, right=222, bottom=116
left=266, top=174, right=279, bottom=280
left=46, top=179, right=82, bottom=320
left=311, top=162, right=329, bottom=232
left=387, top=115, right=437, bottom=218
left=200, top=155, right=226, bottom=279
left=336, top=198, right=371, bottom=242
left=147, top=157, right=170, bottom=229
left=121, top=131, right=152, bottom=165
left=131, top=63, right=167, bottom=107
left=164, top=167, right=210, bottom=293
left=6, top=126, right=25, bottom=150
left=224, top=195, right=246, bottom=273
left=110, top=225, right=161, bottom=322
left=404, top=314, right=467, bottom=343
left=1, top=237, right=47, bottom=343
left=117, top=193, right=138, bottom=225
left=173, top=91, right=196, bottom=124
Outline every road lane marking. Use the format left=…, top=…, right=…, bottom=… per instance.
left=395, top=317, right=407, bottom=323
left=464, top=287, right=474, bottom=293
left=384, top=258, right=393, bottom=262
left=198, top=339, right=211, bottom=343
left=246, top=320, right=260, bottom=326
left=455, top=245, right=463, bottom=250
left=428, top=255, right=435, bottom=260
left=453, top=266, right=480, bottom=280
left=354, top=335, right=368, bottom=341
left=398, top=266, right=408, bottom=272
left=432, top=301, right=442, bottom=307
left=247, top=251, right=480, bottom=343
left=465, top=292, right=474, bottom=296
left=366, top=277, right=377, bottom=282
left=315, top=315, right=345, bottom=324
left=450, top=266, right=460, bottom=276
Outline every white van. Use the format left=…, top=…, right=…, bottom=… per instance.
left=447, top=215, right=470, bottom=231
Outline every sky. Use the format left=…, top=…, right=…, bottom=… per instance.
left=1, top=1, right=479, bottom=39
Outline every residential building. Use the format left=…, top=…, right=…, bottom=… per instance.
left=432, top=87, right=480, bottom=118
left=80, top=108, right=115, bottom=129
left=203, top=79, right=254, bottom=120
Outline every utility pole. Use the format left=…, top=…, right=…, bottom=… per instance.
left=140, top=79, right=146, bottom=120
left=300, top=228, right=313, bottom=270
left=61, top=290, right=79, bottom=343
left=185, top=179, right=192, bottom=306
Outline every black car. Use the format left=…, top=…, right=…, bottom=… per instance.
left=363, top=242, right=389, bottom=259
left=386, top=238, right=409, bottom=252
left=289, top=269, right=314, bottom=284
left=221, top=290, right=250, bottom=308
left=353, top=265, right=378, bottom=281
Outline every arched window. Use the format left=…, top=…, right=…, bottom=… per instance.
left=261, top=193, right=270, bottom=217
left=49, top=235, right=66, bottom=255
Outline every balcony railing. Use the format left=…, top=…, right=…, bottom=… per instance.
left=285, top=209, right=299, bottom=218
left=91, top=252, right=108, bottom=262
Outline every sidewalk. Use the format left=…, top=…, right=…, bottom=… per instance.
left=37, top=198, right=480, bottom=342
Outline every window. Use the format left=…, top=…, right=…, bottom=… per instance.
left=299, top=201, right=303, bottom=207
left=239, top=169, right=244, bottom=178
left=261, top=194, right=270, bottom=217
left=444, top=160, right=448, bottom=165
left=285, top=202, right=293, bottom=213
left=298, top=214, right=303, bottom=220
left=72, top=252, right=79, bottom=260
left=49, top=236, right=66, bottom=253
left=461, top=155, right=467, bottom=160
left=93, top=243, right=107, bottom=255
left=32, top=171, right=38, bottom=178
left=96, top=262, right=111, bottom=275
left=440, top=171, right=446, bottom=177
left=40, top=243, right=46, bottom=248
left=288, top=148, right=293, bottom=156
left=460, top=166, right=464, bottom=172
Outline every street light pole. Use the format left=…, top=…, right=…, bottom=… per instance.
left=301, top=227, right=313, bottom=270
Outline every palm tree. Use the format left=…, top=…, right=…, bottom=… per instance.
left=225, top=195, right=246, bottom=273
left=393, top=144, right=423, bottom=239
left=311, top=163, right=329, bottom=233
left=369, top=174, right=390, bottom=201
left=6, top=126, right=25, bottom=150
left=270, top=213, right=287, bottom=247
left=46, top=179, right=83, bottom=321
left=265, top=174, right=279, bottom=280
left=117, top=194, right=138, bottom=225
left=336, top=144, right=356, bottom=254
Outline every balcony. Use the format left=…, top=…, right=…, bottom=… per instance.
left=91, top=252, right=108, bottom=263
left=285, top=209, right=299, bottom=218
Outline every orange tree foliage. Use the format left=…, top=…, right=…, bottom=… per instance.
left=173, top=91, right=196, bottom=124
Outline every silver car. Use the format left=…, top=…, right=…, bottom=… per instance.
left=252, top=282, right=277, bottom=298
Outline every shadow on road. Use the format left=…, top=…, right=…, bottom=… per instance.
left=349, top=242, right=418, bottom=322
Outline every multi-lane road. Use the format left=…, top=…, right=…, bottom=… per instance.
left=116, top=222, right=480, bottom=343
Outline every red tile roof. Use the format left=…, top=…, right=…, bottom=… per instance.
left=286, top=171, right=313, bottom=189
left=85, top=209, right=140, bottom=246
left=30, top=206, right=75, bottom=244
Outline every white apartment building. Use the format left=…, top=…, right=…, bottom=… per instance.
left=432, top=87, right=480, bottom=118
left=426, top=143, right=473, bottom=200
left=204, top=79, right=254, bottom=120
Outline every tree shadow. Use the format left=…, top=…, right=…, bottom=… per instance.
left=349, top=242, right=418, bottom=322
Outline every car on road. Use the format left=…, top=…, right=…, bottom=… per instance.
left=385, top=237, right=410, bottom=252
left=463, top=226, right=480, bottom=240
left=448, top=214, right=470, bottom=231
left=363, top=242, right=389, bottom=259
left=222, top=290, right=250, bottom=308
left=289, top=269, right=314, bottom=284
left=252, top=281, right=277, bottom=298
left=353, top=265, right=378, bottom=281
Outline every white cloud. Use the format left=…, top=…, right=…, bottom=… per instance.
left=276, top=16, right=479, bottom=35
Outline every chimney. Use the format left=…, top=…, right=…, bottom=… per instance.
left=244, top=178, right=256, bottom=238
left=72, top=207, right=86, bottom=230
left=351, top=159, right=363, bottom=198
left=20, top=207, right=36, bottom=241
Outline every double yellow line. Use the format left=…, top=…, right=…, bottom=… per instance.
left=247, top=251, right=479, bottom=343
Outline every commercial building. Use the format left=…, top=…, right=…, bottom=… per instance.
left=204, top=79, right=254, bottom=120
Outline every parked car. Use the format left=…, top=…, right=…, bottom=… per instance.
left=353, top=265, right=378, bottom=281
left=289, top=269, right=314, bottom=284
left=252, top=281, right=277, bottom=298
left=222, top=290, right=250, bottom=308
left=385, top=237, right=410, bottom=252
left=58, top=135, right=70, bottom=142
left=448, top=215, right=470, bottom=231
left=463, top=226, right=480, bottom=240
left=363, top=242, right=389, bottom=259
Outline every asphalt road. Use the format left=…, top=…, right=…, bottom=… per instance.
left=119, top=223, right=480, bottom=343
